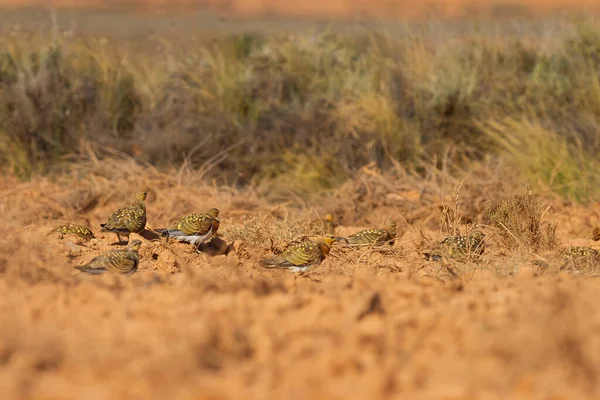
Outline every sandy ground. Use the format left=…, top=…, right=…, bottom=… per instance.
left=1, top=162, right=600, bottom=399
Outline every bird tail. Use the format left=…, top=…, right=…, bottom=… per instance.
left=156, top=229, right=184, bottom=238
left=260, top=258, right=285, bottom=268
left=423, top=252, right=442, bottom=262
left=260, top=258, right=276, bottom=266
left=75, top=266, right=107, bottom=275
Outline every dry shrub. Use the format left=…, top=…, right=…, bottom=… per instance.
left=0, top=41, right=139, bottom=178
left=0, top=15, right=600, bottom=203
left=486, top=189, right=558, bottom=252
left=482, top=116, right=600, bottom=202
left=440, top=181, right=473, bottom=237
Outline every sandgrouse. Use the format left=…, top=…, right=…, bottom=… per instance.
left=75, top=240, right=142, bottom=275
left=261, top=235, right=336, bottom=273
left=156, top=208, right=220, bottom=252
left=100, top=192, right=147, bottom=244
left=53, top=224, right=95, bottom=240
left=341, top=221, right=396, bottom=246
left=424, top=230, right=486, bottom=261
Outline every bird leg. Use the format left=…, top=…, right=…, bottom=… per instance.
left=114, top=233, right=127, bottom=246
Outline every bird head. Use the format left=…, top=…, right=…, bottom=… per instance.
left=470, top=230, right=486, bottom=240
left=136, top=192, right=148, bottom=202
left=321, top=235, right=337, bottom=248
left=385, top=221, right=397, bottom=233
left=128, top=240, right=143, bottom=251
left=207, top=208, right=220, bottom=218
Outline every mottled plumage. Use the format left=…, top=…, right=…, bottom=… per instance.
left=100, top=192, right=147, bottom=244
left=341, top=222, right=396, bottom=246
left=54, top=224, right=95, bottom=240
left=561, top=246, right=600, bottom=272
left=593, top=228, right=600, bottom=242
left=261, top=236, right=336, bottom=273
left=562, top=246, right=600, bottom=259
left=156, top=208, right=220, bottom=250
left=424, top=230, right=486, bottom=261
left=75, top=240, right=142, bottom=275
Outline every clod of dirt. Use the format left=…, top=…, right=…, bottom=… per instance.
left=226, top=252, right=241, bottom=268
left=64, top=240, right=82, bottom=255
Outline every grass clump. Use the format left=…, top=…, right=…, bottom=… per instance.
left=482, top=117, right=600, bottom=202
left=486, top=189, right=558, bottom=252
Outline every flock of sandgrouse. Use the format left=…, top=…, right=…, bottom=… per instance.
left=52, top=191, right=600, bottom=275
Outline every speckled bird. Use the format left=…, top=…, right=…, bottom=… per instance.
left=260, top=235, right=336, bottom=273
left=53, top=224, right=95, bottom=240
left=561, top=246, right=600, bottom=272
left=562, top=246, right=600, bottom=259
left=424, top=230, right=486, bottom=261
left=75, top=240, right=142, bottom=275
left=341, top=221, right=396, bottom=246
left=155, top=208, right=220, bottom=251
left=100, top=192, right=147, bottom=244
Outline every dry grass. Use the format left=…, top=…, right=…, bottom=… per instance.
left=486, top=188, right=558, bottom=253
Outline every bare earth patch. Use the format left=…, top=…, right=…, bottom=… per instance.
left=1, top=162, right=600, bottom=399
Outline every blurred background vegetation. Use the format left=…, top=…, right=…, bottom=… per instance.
left=0, top=9, right=600, bottom=201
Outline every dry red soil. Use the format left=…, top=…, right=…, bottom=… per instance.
left=2, top=163, right=600, bottom=399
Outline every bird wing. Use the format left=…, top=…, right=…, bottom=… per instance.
left=81, top=250, right=138, bottom=274
left=440, top=235, right=484, bottom=257
left=104, top=206, right=146, bottom=232
left=439, top=236, right=456, bottom=246
left=55, top=225, right=69, bottom=234
left=177, top=214, right=213, bottom=235
left=81, top=252, right=113, bottom=270
left=57, top=224, right=93, bottom=237
left=566, top=247, right=599, bottom=258
left=106, top=251, right=139, bottom=273
left=103, top=206, right=130, bottom=228
left=68, top=224, right=94, bottom=239
left=282, top=242, right=321, bottom=266
left=346, top=229, right=387, bottom=244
